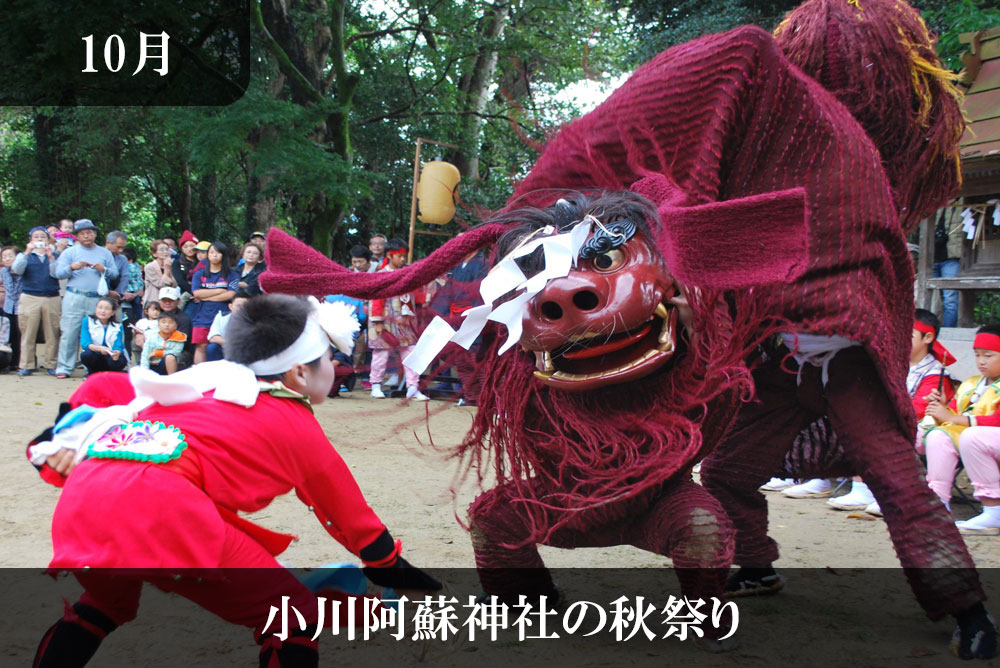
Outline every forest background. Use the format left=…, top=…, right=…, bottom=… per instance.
left=0, top=0, right=997, bottom=264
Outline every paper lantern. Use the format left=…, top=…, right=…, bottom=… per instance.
left=417, top=160, right=461, bottom=224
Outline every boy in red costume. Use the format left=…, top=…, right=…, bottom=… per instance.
left=28, top=295, right=440, bottom=667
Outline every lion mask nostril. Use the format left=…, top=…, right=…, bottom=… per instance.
left=541, top=301, right=564, bottom=320
left=572, top=290, right=600, bottom=311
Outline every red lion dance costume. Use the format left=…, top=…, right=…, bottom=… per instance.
left=264, top=0, right=996, bottom=657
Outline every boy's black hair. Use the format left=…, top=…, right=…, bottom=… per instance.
left=976, top=323, right=1000, bottom=338
left=386, top=238, right=408, bottom=254
left=915, top=308, right=941, bottom=340
left=158, top=312, right=178, bottom=325
left=225, top=294, right=313, bottom=367
left=123, top=246, right=137, bottom=262
left=349, top=244, right=372, bottom=261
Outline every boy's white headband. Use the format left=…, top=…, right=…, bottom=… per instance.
left=247, top=297, right=359, bottom=377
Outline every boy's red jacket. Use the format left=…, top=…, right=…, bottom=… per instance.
left=28, top=372, right=392, bottom=568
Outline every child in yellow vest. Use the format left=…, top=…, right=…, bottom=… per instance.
left=924, top=325, right=1000, bottom=531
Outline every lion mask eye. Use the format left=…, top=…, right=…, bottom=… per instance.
left=592, top=247, right=626, bottom=272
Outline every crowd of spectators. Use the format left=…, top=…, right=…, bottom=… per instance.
left=0, top=220, right=267, bottom=380
left=0, top=223, right=488, bottom=404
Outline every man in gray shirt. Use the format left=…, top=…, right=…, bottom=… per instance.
left=54, top=219, right=119, bottom=377
left=104, top=231, right=129, bottom=299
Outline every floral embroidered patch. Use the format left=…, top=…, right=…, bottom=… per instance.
left=87, top=421, right=187, bottom=463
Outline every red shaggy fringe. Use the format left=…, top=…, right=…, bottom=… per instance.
left=774, top=0, right=964, bottom=231
left=456, top=290, right=780, bottom=546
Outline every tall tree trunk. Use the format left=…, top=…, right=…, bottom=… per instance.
left=255, top=0, right=349, bottom=256
left=179, top=160, right=192, bottom=230
left=33, top=111, right=82, bottom=218
left=448, top=1, right=510, bottom=181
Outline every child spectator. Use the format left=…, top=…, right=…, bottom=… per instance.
left=190, top=242, right=238, bottom=364
left=923, top=323, right=1000, bottom=517
left=141, top=311, right=187, bottom=375
left=368, top=239, right=428, bottom=401
left=27, top=294, right=440, bottom=667
left=79, top=297, right=127, bottom=374
left=131, top=301, right=161, bottom=362
left=953, top=325, right=1000, bottom=535
left=324, top=294, right=365, bottom=393
left=205, top=294, right=247, bottom=362
left=156, top=287, right=194, bottom=370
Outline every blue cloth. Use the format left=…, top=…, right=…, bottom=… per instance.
left=109, top=250, right=129, bottom=294
left=11, top=252, right=59, bottom=297
left=190, top=268, right=239, bottom=327
left=126, top=262, right=144, bottom=293
left=933, top=258, right=960, bottom=328
left=1, top=266, right=22, bottom=314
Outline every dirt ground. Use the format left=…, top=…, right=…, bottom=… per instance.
left=3, top=371, right=1000, bottom=666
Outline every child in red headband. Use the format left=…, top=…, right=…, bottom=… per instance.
left=368, top=239, right=429, bottom=401
left=924, top=324, right=1000, bottom=533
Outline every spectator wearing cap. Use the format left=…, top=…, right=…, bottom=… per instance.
left=194, top=240, right=211, bottom=266
left=156, top=286, right=194, bottom=370
left=53, top=219, right=119, bottom=378
left=10, top=227, right=61, bottom=375
left=249, top=231, right=266, bottom=252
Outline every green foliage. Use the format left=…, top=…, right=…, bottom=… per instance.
left=610, top=0, right=797, bottom=65
left=916, top=0, right=1000, bottom=71
left=976, top=292, right=1000, bottom=326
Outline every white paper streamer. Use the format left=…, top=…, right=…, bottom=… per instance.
left=404, top=219, right=592, bottom=374
left=962, top=208, right=977, bottom=240
left=403, top=316, right=457, bottom=376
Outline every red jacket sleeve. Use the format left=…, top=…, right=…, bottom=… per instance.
left=281, top=405, right=390, bottom=561
left=912, top=374, right=953, bottom=419
left=974, top=413, right=1000, bottom=427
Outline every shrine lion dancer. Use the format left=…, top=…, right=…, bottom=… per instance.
left=262, top=0, right=996, bottom=656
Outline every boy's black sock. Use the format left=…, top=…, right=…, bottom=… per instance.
left=259, top=628, right=319, bottom=668
left=33, top=602, right=117, bottom=668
